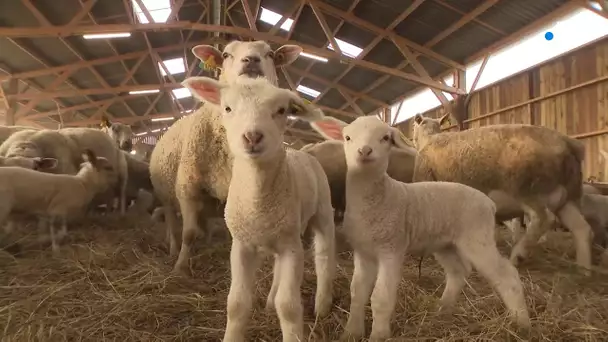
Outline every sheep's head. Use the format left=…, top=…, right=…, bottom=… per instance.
left=79, top=149, right=117, bottom=190
left=192, top=40, right=302, bottom=86
left=100, top=116, right=134, bottom=151
left=412, top=113, right=450, bottom=149
left=182, top=76, right=324, bottom=162
left=310, top=116, right=412, bottom=173
left=0, top=155, right=58, bottom=171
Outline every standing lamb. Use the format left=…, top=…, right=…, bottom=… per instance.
left=0, top=150, right=115, bottom=252
left=149, top=40, right=304, bottom=275
left=181, top=76, right=336, bottom=342
left=99, top=115, right=134, bottom=151
left=314, top=116, right=530, bottom=341
left=409, top=113, right=592, bottom=273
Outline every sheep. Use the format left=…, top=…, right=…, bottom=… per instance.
left=58, top=127, right=129, bottom=214
left=409, top=113, right=593, bottom=273
left=121, top=150, right=154, bottom=206
left=182, top=76, right=336, bottom=342
left=0, top=129, right=80, bottom=175
left=0, top=125, right=39, bottom=146
left=149, top=39, right=304, bottom=275
left=99, top=115, right=134, bottom=151
left=0, top=149, right=115, bottom=252
left=0, top=155, right=58, bottom=170
left=314, top=116, right=530, bottom=340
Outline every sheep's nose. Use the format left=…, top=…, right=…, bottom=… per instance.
left=358, top=146, right=372, bottom=156
left=243, top=131, right=264, bottom=145
left=241, top=55, right=261, bottom=64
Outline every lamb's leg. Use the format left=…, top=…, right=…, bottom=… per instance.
left=173, top=198, right=203, bottom=276
left=119, top=174, right=128, bottom=215
left=164, top=206, right=181, bottom=257
left=274, top=239, right=305, bottom=342
left=341, top=250, right=378, bottom=341
left=58, top=217, right=68, bottom=242
left=223, top=239, right=258, bottom=342
left=48, top=217, right=60, bottom=254
left=369, top=252, right=404, bottom=342
left=309, top=207, right=336, bottom=318
left=266, top=256, right=280, bottom=312
left=458, top=239, right=531, bottom=329
left=510, top=203, right=554, bottom=266
left=433, top=246, right=472, bottom=310
left=557, top=201, right=593, bottom=273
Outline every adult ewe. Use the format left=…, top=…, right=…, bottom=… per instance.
left=99, top=115, right=134, bottom=151
left=411, top=113, right=592, bottom=272
left=149, top=39, right=303, bottom=275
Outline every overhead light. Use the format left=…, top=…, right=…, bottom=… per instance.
left=589, top=1, right=603, bottom=11
left=181, top=108, right=193, bottom=114
left=300, top=52, right=328, bottom=62
left=172, top=87, right=191, bottom=99
left=158, top=57, right=185, bottom=76
left=129, top=89, right=160, bottom=95
left=135, top=132, right=147, bottom=136
left=130, top=150, right=137, bottom=155
left=151, top=116, right=175, bottom=122
left=296, top=84, right=321, bottom=98
left=83, top=32, right=131, bottom=39
left=151, top=128, right=161, bottom=133
left=327, top=38, right=363, bottom=58
left=259, top=7, right=294, bottom=31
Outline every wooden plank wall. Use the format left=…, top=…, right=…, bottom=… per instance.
left=396, top=37, right=608, bottom=181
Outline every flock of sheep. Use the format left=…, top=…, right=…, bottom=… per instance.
left=2, top=39, right=608, bottom=341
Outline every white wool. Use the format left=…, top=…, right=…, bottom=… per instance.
left=191, top=76, right=336, bottom=342
left=321, top=116, right=530, bottom=340
left=149, top=40, right=303, bottom=276
left=0, top=151, right=115, bottom=253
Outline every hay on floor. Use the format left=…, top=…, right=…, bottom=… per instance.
left=1, top=214, right=608, bottom=341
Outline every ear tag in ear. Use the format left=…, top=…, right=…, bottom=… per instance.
left=290, top=103, right=304, bottom=114
left=200, top=55, right=218, bottom=71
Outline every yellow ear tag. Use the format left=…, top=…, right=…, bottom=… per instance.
left=200, top=55, right=217, bottom=71
left=291, top=103, right=304, bottom=114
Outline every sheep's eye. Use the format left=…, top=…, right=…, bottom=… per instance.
left=382, top=135, right=390, bottom=142
left=345, top=136, right=350, bottom=141
left=225, top=106, right=232, bottom=113
left=222, top=52, right=231, bottom=59
left=277, top=107, right=285, bottom=115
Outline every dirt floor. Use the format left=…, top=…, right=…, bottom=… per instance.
left=1, top=214, right=608, bottom=341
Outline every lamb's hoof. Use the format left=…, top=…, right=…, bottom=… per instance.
left=510, top=254, right=525, bottom=267
left=171, top=266, right=191, bottom=277
left=339, top=331, right=362, bottom=342
left=369, top=330, right=391, bottom=342
left=314, top=294, right=333, bottom=318
left=265, top=298, right=275, bottom=313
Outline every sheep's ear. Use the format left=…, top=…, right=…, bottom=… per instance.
left=389, top=127, right=415, bottom=149
left=438, top=113, right=451, bottom=126
left=192, top=45, right=223, bottom=67
left=34, top=157, right=58, bottom=170
left=274, top=45, right=303, bottom=67
left=309, top=116, right=348, bottom=141
left=286, top=94, right=324, bottom=122
left=82, top=149, right=97, bottom=165
left=100, top=115, right=111, bottom=128
left=181, top=77, right=225, bottom=104
left=413, top=114, right=424, bottom=125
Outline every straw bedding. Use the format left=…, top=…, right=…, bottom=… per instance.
left=1, top=214, right=608, bottom=341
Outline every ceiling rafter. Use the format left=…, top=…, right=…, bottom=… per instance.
left=342, top=0, right=505, bottom=115
left=0, top=22, right=463, bottom=94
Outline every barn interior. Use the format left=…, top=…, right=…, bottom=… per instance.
left=2, top=0, right=608, bottom=340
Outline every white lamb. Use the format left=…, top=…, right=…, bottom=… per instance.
left=149, top=40, right=304, bottom=275
left=0, top=150, right=115, bottom=252
left=0, top=125, right=39, bottom=146
left=99, top=115, right=134, bottom=151
left=315, top=116, right=530, bottom=341
left=181, top=76, right=336, bottom=342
